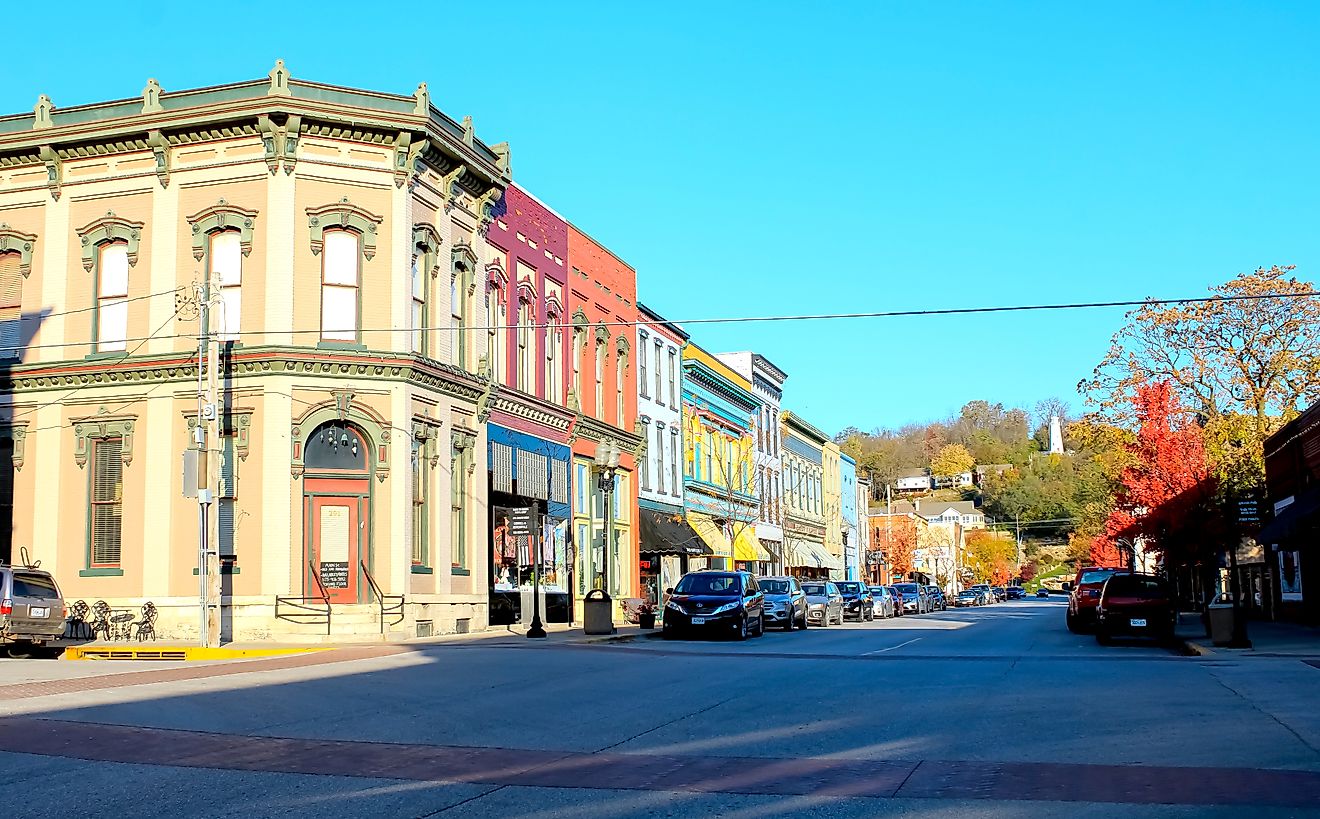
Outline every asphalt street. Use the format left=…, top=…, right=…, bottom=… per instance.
left=2, top=597, right=1319, bottom=817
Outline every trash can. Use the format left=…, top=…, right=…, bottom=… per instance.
left=583, top=589, right=615, bottom=635
left=1207, top=602, right=1235, bottom=646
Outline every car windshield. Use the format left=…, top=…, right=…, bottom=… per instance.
left=837, top=582, right=862, bottom=594
left=802, top=584, right=826, bottom=595
left=12, top=572, right=58, bottom=598
left=760, top=579, right=792, bottom=594
left=958, top=591, right=977, bottom=597
left=869, top=587, right=885, bottom=595
left=673, top=574, right=741, bottom=595
left=1104, top=575, right=1167, bottom=597
left=1080, top=569, right=1119, bottom=585
left=894, top=583, right=919, bottom=593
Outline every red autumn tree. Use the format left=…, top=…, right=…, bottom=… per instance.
left=1091, top=381, right=1216, bottom=565
left=874, top=515, right=918, bottom=579
left=1019, top=560, right=1038, bottom=583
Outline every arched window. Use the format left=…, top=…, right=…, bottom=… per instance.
left=97, top=242, right=130, bottom=352
left=594, top=336, right=605, bottom=420
left=320, top=230, right=360, bottom=343
left=210, top=231, right=242, bottom=341
left=304, top=423, right=367, bottom=472
left=411, top=254, right=425, bottom=354
left=487, top=282, right=507, bottom=382
left=516, top=296, right=534, bottom=393
left=545, top=311, right=562, bottom=404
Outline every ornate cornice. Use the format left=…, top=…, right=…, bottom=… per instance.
left=0, top=225, right=37, bottom=277
left=78, top=212, right=144, bottom=270
left=307, top=198, right=382, bottom=261
left=574, top=414, right=644, bottom=451
left=7, top=347, right=489, bottom=404
left=188, top=200, right=258, bottom=260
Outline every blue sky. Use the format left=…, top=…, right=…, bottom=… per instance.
left=7, top=2, right=1318, bottom=436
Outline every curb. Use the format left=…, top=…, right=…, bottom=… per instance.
left=1178, top=638, right=1215, bottom=657
left=63, top=645, right=329, bottom=662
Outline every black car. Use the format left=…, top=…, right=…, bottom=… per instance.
left=835, top=581, right=874, bottom=621
left=925, top=586, right=948, bottom=611
left=1006, top=586, right=1026, bottom=600
left=662, top=570, right=765, bottom=640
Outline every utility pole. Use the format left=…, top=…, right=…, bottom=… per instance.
left=194, top=280, right=209, bottom=647
left=194, top=275, right=221, bottom=648
left=205, top=270, right=222, bottom=647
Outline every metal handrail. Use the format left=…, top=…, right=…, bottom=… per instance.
left=360, top=561, right=405, bottom=633
left=274, top=561, right=332, bottom=635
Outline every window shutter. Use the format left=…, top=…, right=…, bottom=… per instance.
left=0, top=253, right=21, bottom=359
left=91, top=437, right=123, bottom=566
left=219, top=436, right=237, bottom=498
left=218, top=499, right=236, bottom=557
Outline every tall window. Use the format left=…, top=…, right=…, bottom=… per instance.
left=572, top=326, right=584, bottom=406
left=615, top=349, right=626, bottom=426
left=411, top=256, right=426, bottom=354
left=639, top=339, right=649, bottom=399
left=693, top=433, right=703, bottom=481
left=209, top=231, right=242, bottom=342
left=320, top=230, right=359, bottom=342
left=704, top=432, right=713, bottom=482
left=639, top=438, right=650, bottom=491
left=96, top=243, right=130, bottom=352
left=654, top=425, right=665, bottom=494
left=670, top=428, right=680, bottom=495
left=0, top=252, right=21, bottom=359
left=452, top=442, right=467, bottom=569
left=654, top=342, right=663, bottom=403
left=517, top=298, right=535, bottom=393
left=450, top=271, right=464, bottom=367
left=412, top=441, right=428, bottom=568
left=488, top=288, right=507, bottom=382
left=89, top=437, right=123, bottom=568
left=667, top=349, right=677, bottom=407
left=546, top=315, right=562, bottom=404
left=594, top=339, right=605, bottom=419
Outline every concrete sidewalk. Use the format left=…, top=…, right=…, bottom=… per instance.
left=1178, top=613, right=1320, bottom=658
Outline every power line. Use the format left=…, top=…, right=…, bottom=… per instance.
left=5, top=287, right=1320, bottom=356
left=11, top=307, right=185, bottom=424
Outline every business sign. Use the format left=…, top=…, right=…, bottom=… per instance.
left=508, top=506, right=537, bottom=538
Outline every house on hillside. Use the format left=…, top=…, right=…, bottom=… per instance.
left=933, top=471, right=974, bottom=489
left=894, top=469, right=932, bottom=492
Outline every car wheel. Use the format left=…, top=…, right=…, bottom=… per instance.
left=1066, top=610, right=1080, bottom=633
left=754, top=614, right=764, bottom=637
left=736, top=616, right=748, bottom=641
left=1095, top=630, right=1112, bottom=646
left=798, top=610, right=808, bottom=629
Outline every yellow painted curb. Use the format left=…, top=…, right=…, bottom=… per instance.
left=62, top=646, right=331, bottom=661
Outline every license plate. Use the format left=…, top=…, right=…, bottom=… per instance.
left=691, top=617, right=706, bottom=625
left=1129, top=618, right=1147, bottom=627
left=29, top=607, right=48, bottom=618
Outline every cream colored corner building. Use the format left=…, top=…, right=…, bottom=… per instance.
left=0, top=64, right=512, bottom=641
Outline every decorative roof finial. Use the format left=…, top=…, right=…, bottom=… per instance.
left=33, top=95, right=53, bottom=129
left=268, top=59, right=291, bottom=97
left=461, top=115, right=474, bottom=147
left=413, top=83, right=430, bottom=116
left=142, top=78, right=164, bottom=114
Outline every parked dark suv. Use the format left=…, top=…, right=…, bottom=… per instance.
left=1095, top=572, right=1176, bottom=645
left=663, top=570, right=764, bottom=640
left=836, top=581, right=874, bottom=621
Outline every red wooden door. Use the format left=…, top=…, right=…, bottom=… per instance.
left=305, top=478, right=367, bottom=604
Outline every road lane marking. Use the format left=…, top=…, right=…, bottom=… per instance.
left=863, top=638, right=923, bottom=655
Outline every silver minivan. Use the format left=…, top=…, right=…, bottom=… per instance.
left=1, top=566, right=66, bottom=657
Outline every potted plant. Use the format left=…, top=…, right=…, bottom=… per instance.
left=637, top=601, right=657, bottom=630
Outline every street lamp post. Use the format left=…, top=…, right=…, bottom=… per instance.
left=842, top=529, right=851, bottom=580
left=594, top=440, right=622, bottom=602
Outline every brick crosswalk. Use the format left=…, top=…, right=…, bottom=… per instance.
left=2, top=716, right=1317, bottom=808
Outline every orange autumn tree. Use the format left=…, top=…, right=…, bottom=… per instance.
left=1092, top=381, right=1218, bottom=566
left=874, top=515, right=918, bottom=580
